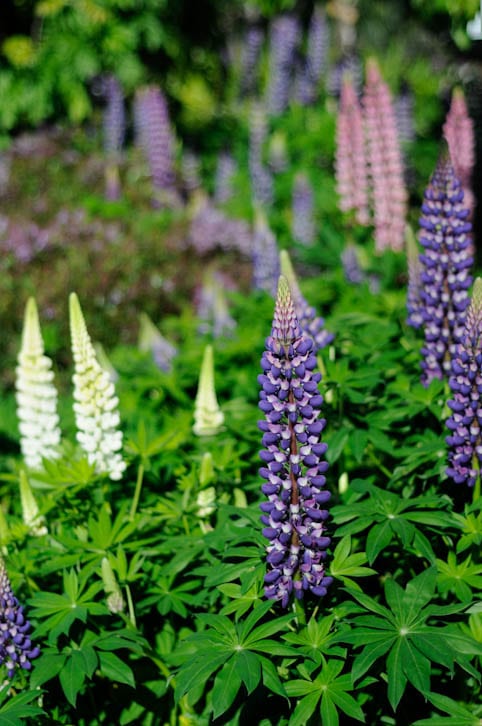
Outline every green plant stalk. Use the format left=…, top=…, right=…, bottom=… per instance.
left=129, top=461, right=145, bottom=520
left=472, top=454, right=480, bottom=503
left=125, top=583, right=137, bottom=629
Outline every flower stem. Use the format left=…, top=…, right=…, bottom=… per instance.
left=129, top=461, right=145, bottom=520
left=125, top=584, right=136, bottom=628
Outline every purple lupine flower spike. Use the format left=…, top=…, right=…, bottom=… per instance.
left=280, top=250, right=334, bottom=352
left=406, top=225, right=424, bottom=329
left=259, top=276, right=332, bottom=608
left=0, top=557, right=40, bottom=678
left=103, top=74, right=125, bottom=201
left=134, top=86, right=179, bottom=206
left=249, top=104, right=273, bottom=207
left=214, top=152, right=237, bottom=204
left=292, top=173, right=315, bottom=246
left=241, top=25, right=264, bottom=96
left=266, top=15, right=301, bottom=115
left=302, top=5, right=329, bottom=104
left=341, top=244, right=365, bottom=284
left=446, top=278, right=482, bottom=489
left=252, top=209, right=280, bottom=296
left=418, top=152, right=473, bottom=386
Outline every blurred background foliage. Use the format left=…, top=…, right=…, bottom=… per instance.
left=0, top=0, right=481, bottom=140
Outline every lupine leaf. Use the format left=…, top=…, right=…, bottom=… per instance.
left=386, top=638, right=408, bottom=710
left=234, top=650, right=261, bottom=694
left=330, top=686, right=365, bottom=722
left=400, top=637, right=431, bottom=694
left=59, top=650, right=86, bottom=707
left=320, top=692, right=340, bottom=726
left=289, top=691, right=321, bottom=726
left=352, top=636, right=396, bottom=682
left=211, top=657, right=242, bottom=719
left=258, top=654, right=287, bottom=697
left=98, top=651, right=135, bottom=688
left=175, top=653, right=231, bottom=700
left=366, top=520, right=393, bottom=563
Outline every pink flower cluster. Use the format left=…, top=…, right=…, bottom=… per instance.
left=335, top=76, right=369, bottom=225
left=443, top=88, right=475, bottom=215
left=363, top=59, right=407, bottom=253
left=335, top=60, right=407, bottom=252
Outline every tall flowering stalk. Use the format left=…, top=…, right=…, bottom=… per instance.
left=134, top=86, right=178, bottom=205
left=280, top=250, right=334, bottom=352
left=214, top=152, right=237, bottom=204
left=446, top=277, right=482, bottom=498
left=138, top=313, right=178, bottom=372
left=418, top=153, right=473, bottom=386
left=240, top=25, right=264, bottom=96
left=266, top=15, right=300, bottom=115
left=443, top=88, right=475, bottom=215
left=363, top=59, right=407, bottom=252
left=249, top=104, right=273, bottom=206
left=193, top=345, right=225, bottom=437
left=0, top=557, right=40, bottom=678
left=15, top=298, right=61, bottom=469
left=302, top=5, right=329, bottom=103
left=406, top=225, right=424, bottom=330
left=259, top=277, right=332, bottom=607
left=292, top=173, right=315, bottom=246
left=252, top=209, right=280, bottom=297
left=69, top=293, right=126, bottom=480
left=335, top=75, right=369, bottom=225
left=103, top=74, right=125, bottom=201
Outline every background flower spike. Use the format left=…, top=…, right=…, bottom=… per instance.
left=69, top=292, right=126, bottom=480
left=15, top=297, right=61, bottom=470
left=193, top=345, right=225, bottom=437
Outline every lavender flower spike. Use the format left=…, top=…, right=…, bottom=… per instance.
left=406, top=225, right=423, bottom=330
left=446, top=277, right=482, bottom=491
left=0, top=557, right=40, bottom=678
left=259, top=276, right=332, bottom=607
left=418, top=152, right=473, bottom=386
left=280, top=250, right=334, bottom=352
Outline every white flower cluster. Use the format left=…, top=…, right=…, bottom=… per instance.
left=69, top=293, right=126, bottom=480
left=15, top=298, right=61, bottom=469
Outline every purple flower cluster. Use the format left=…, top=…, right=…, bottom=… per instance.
left=188, top=197, right=252, bottom=257
left=266, top=15, right=300, bottom=115
left=134, top=86, right=178, bottom=204
left=249, top=104, right=273, bottom=207
left=214, top=152, right=237, bottom=204
left=446, top=278, right=482, bottom=488
left=303, top=6, right=329, bottom=102
left=103, top=75, right=125, bottom=156
left=240, top=25, right=264, bottom=96
left=0, top=558, right=40, bottom=678
left=292, top=173, right=315, bottom=246
left=252, top=212, right=280, bottom=296
left=419, top=153, right=473, bottom=386
left=259, top=277, right=332, bottom=607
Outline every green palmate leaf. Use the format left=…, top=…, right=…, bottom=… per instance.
left=98, top=652, right=135, bottom=688
left=175, top=653, right=231, bottom=701
left=211, top=657, right=242, bottom=719
left=289, top=691, right=321, bottom=726
left=320, top=693, right=340, bottom=726
left=329, top=536, right=376, bottom=587
left=399, top=637, right=431, bottom=694
left=366, top=520, right=393, bottom=564
left=387, top=639, right=408, bottom=711
left=352, top=637, right=396, bottom=682
left=30, top=652, right=67, bottom=688
left=413, top=632, right=456, bottom=671
left=234, top=650, right=261, bottom=694
left=285, top=679, right=319, bottom=697
left=330, top=682, right=365, bottom=722
left=0, top=688, right=46, bottom=726
left=59, top=650, right=87, bottom=707
left=417, top=692, right=481, bottom=723
left=257, top=655, right=287, bottom=698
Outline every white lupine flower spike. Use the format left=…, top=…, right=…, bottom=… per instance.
left=69, top=293, right=126, bottom=481
left=15, top=297, right=61, bottom=469
left=193, top=345, right=225, bottom=436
